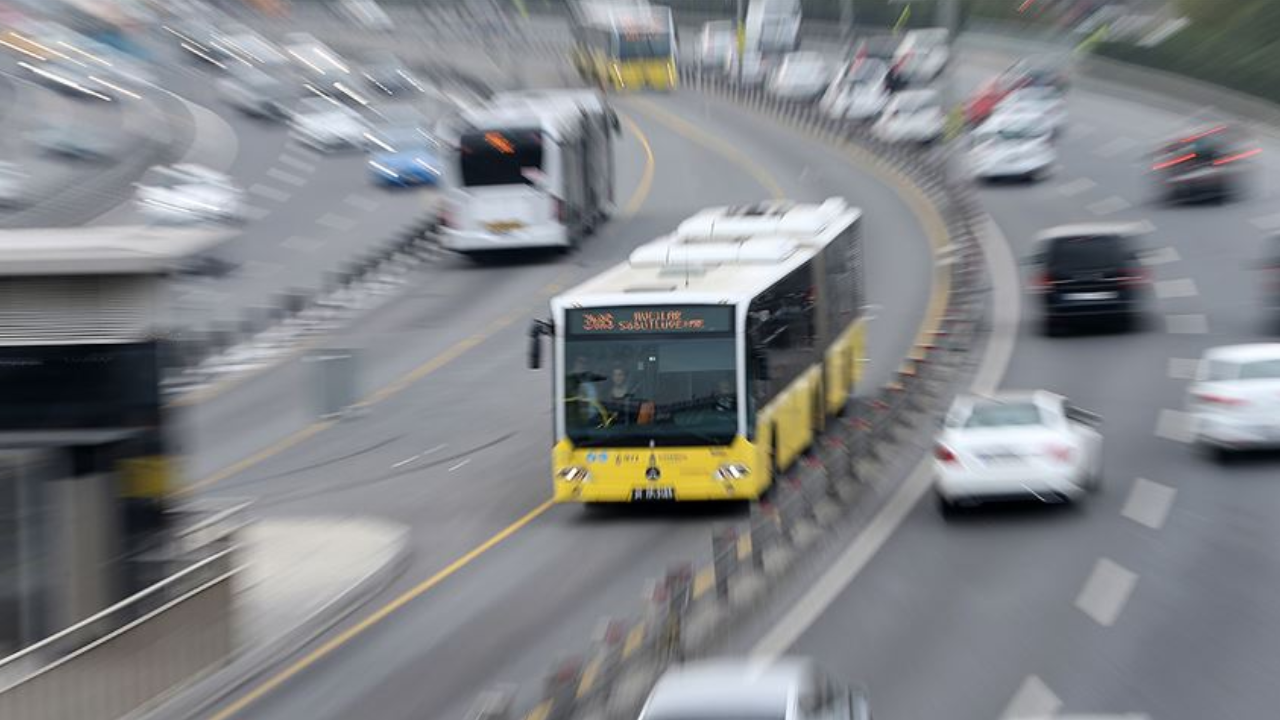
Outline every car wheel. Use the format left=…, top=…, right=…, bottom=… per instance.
left=937, top=494, right=959, bottom=519
left=1210, top=444, right=1235, bottom=465
left=1043, top=316, right=1062, bottom=337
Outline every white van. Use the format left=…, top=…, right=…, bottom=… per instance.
left=893, top=27, right=950, bottom=84
left=744, top=0, right=801, bottom=57
left=438, top=92, right=619, bottom=256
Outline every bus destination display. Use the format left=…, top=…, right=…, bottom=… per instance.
left=567, top=306, right=733, bottom=335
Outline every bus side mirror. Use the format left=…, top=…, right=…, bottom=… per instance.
left=528, top=319, right=552, bottom=370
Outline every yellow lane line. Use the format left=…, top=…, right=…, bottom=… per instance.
left=619, top=112, right=655, bottom=218
left=205, top=499, right=556, bottom=720
left=625, top=96, right=787, bottom=200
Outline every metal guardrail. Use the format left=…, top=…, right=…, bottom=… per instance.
left=468, top=69, right=990, bottom=720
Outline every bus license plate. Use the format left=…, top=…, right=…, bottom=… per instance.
left=632, top=487, right=675, bottom=501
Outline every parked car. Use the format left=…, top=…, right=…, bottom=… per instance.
left=819, top=57, right=890, bottom=121
left=28, top=126, right=116, bottom=163
left=696, top=20, right=736, bottom=75
left=289, top=96, right=370, bottom=152
left=366, top=125, right=442, bottom=187
left=216, top=66, right=295, bottom=120
left=873, top=89, right=944, bottom=144
left=894, top=27, right=949, bottom=84
left=134, top=163, right=245, bottom=224
left=995, top=85, right=1067, bottom=137
left=768, top=51, right=832, bottom=102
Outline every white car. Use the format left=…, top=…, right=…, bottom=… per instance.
left=1188, top=344, right=1280, bottom=461
left=996, top=85, right=1067, bottom=137
left=696, top=21, right=736, bottom=75
left=934, top=391, right=1102, bottom=514
left=873, top=89, right=945, bottom=144
left=894, top=27, right=950, bottom=84
left=819, top=58, right=890, bottom=121
left=135, top=164, right=244, bottom=224
left=968, top=109, right=1056, bottom=181
left=767, top=52, right=832, bottom=102
left=289, top=97, right=370, bottom=151
left=638, top=658, right=872, bottom=720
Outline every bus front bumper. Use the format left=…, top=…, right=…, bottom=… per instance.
left=554, top=479, right=761, bottom=503
left=439, top=224, right=568, bottom=252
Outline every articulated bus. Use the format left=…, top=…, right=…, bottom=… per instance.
left=572, top=1, right=678, bottom=91
left=528, top=198, right=865, bottom=502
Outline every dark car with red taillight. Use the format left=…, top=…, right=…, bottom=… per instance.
left=1027, top=224, right=1150, bottom=335
left=1152, top=125, right=1257, bottom=203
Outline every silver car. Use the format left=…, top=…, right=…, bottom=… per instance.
left=638, top=658, right=871, bottom=720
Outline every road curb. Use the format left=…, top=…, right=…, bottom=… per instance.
left=130, top=522, right=412, bottom=720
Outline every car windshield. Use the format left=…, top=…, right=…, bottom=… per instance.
left=964, top=402, right=1043, bottom=428
left=459, top=128, right=543, bottom=187
left=563, top=311, right=738, bottom=447
left=1238, top=359, right=1280, bottom=380
left=895, top=93, right=938, bottom=113
left=1047, top=236, right=1125, bottom=272
left=616, top=32, right=671, bottom=60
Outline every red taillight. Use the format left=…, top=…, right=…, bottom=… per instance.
left=1213, top=148, right=1261, bottom=166
left=1195, top=392, right=1247, bottom=407
left=1116, top=268, right=1149, bottom=287
left=437, top=207, right=453, bottom=229
left=1030, top=271, right=1054, bottom=293
left=554, top=198, right=566, bottom=222
left=1153, top=152, right=1196, bottom=171
left=934, top=445, right=958, bottom=463
left=1044, top=444, right=1073, bottom=463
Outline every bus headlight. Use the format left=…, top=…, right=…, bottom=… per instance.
left=557, top=466, right=592, bottom=483
left=715, top=463, right=750, bottom=482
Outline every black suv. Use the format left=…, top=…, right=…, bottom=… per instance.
left=1152, top=125, right=1256, bottom=203
left=1029, top=227, right=1149, bottom=334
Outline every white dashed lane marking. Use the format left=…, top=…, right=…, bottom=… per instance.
left=1156, top=408, right=1195, bottom=443
left=1056, top=178, right=1096, bottom=197
left=277, top=154, right=316, bottom=173
left=447, top=458, right=471, bottom=472
left=1166, top=313, right=1208, bottom=334
left=343, top=194, right=380, bottom=212
left=1155, top=278, right=1198, bottom=299
left=1075, top=557, right=1138, bottom=627
left=1167, top=357, right=1201, bottom=380
left=317, top=213, right=357, bottom=231
left=249, top=183, right=291, bottom=202
left=1122, top=477, right=1177, bottom=530
left=1087, top=195, right=1132, bottom=216
left=267, top=168, right=307, bottom=187
left=1140, top=246, right=1180, bottom=266
left=1001, top=675, right=1062, bottom=720
left=1249, top=213, right=1280, bottom=231
left=283, top=235, right=326, bottom=252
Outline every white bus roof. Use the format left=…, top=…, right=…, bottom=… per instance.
left=553, top=198, right=860, bottom=311
left=0, top=225, right=235, bottom=276
left=458, top=101, right=590, bottom=142
left=487, top=89, right=609, bottom=115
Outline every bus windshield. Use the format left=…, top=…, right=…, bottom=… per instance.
left=615, top=31, right=671, bottom=60
left=459, top=128, right=544, bottom=187
left=564, top=333, right=738, bottom=447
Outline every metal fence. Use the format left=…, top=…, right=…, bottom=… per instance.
left=0, top=548, right=239, bottom=720
left=468, top=67, right=990, bottom=720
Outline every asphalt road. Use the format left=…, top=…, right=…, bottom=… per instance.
left=174, top=70, right=938, bottom=720
left=729, top=44, right=1280, bottom=720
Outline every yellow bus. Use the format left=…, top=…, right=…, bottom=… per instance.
left=528, top=198, right=866, bottom=503
left=572, top=2, right=678, bottom=91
